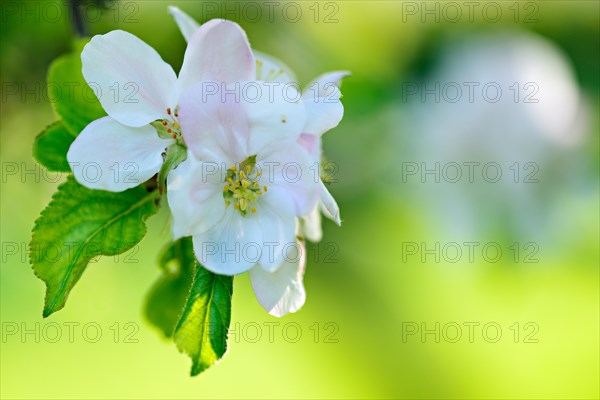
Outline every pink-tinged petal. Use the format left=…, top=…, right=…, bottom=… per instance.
left=297, top=133, right=321, bottom=164
left=168, top=6, right=199, bottom=42
left=67, top=117, right=173, bottom=192
left=178, top=82, right=250, bottom=164
left=178, top=19, right=254, bottom=91
left=302, top=71, right=350, bottom=100
left=303, top=98, right=344, bottom=137
left=191, top=208, right=262, bottom=275
left=258, top=140, right=320, bottom=217
left=254, top=50, right=297, bottom=83
left=243, top=82, right=306, bottom=155
left=249, top=241, right=307, bottom=317
left=319, top=181, right=341, bottom=225
left=81, top=30, right=177, bottom=127
left=167, top=156, right=227, bottom=239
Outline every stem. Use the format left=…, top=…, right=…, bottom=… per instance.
left=69, top=0, right=87, bottom=37
left=144, top=176, right=159, bottom=193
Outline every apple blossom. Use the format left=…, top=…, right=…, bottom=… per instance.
left=167, top=81, right=318, bottom=316
left=67, top=19, right=254, bottom=191
left=167, top=6, right=348, bottom=316
left=168, top=6, right=349, bottom=242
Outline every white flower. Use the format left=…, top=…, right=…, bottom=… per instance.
left=168, top=6, right=348, bottom=241
left=67, top=19, right=254, bottom=191
left=167, top=6, right=348, bottom=317
left=167, top=80, right=318, bottom=315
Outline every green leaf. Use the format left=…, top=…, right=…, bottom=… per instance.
left=157, top=144, right=187, bottom=195
left=47, top=48, right=106, bottom=136
left=33, top=121, right=75, bottom=172
left=30, top=176, right=159, bottom=317
left=145, top=238, right=195, bottom=338
left=174, top=265, right=233, bottom=376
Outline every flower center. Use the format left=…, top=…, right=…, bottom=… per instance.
left=223, top=155, right=267, bottom=216
left=152, top=107, right=184, bottom=144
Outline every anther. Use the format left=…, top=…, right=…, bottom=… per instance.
left=223, top=156, right=265, bottom=216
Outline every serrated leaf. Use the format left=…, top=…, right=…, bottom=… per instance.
left=145, top=238, right=195, bottom=338
left=47, top=48, right=106, bottom=136
left=33, top=121, right=75, bottom=172
left=30, top=176, right=159, bottom=317
left=174, top=266, right=233, bottom=376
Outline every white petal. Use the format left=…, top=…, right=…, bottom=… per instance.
left=179, top=81, right=307, bottom=162
left=191, top=208, right=262, bottom=276
left=319, top=181, right=341, bottom=225
left=81, top=30, right=177, bottom=127
left=168, top=6, right=199, bottom=42
left=249, top=242, right=307, bottom=317
left=178, top=19, right=254, bottom=92
left=167, top=157, right=227, bottom=239
left=254, top=50, right=297, bottom=83
left=255, top=191, right=296, bottom=272
left=259, top=141, right=320, bottom=217
left=243, top=82, right=307, bottom=155
left=178, top=82, right=249, bottom=163
left=299, top=207, right=323, bottom=242
left=303, top=71, right=350, bottom=99
left=303, top=98, right=344, bottom=137
left=67, top=117, right=173, bottom=191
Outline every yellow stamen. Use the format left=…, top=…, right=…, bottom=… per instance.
left=222, top=156, right=266, bottom=216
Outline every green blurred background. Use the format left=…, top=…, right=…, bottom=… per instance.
left=1, top=1, right=598, bottom=398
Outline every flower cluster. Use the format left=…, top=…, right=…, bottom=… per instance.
left=66, top=6, right=348, bottom=317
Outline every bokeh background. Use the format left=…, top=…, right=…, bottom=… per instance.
left=1, top=1, right=598, bottom=398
